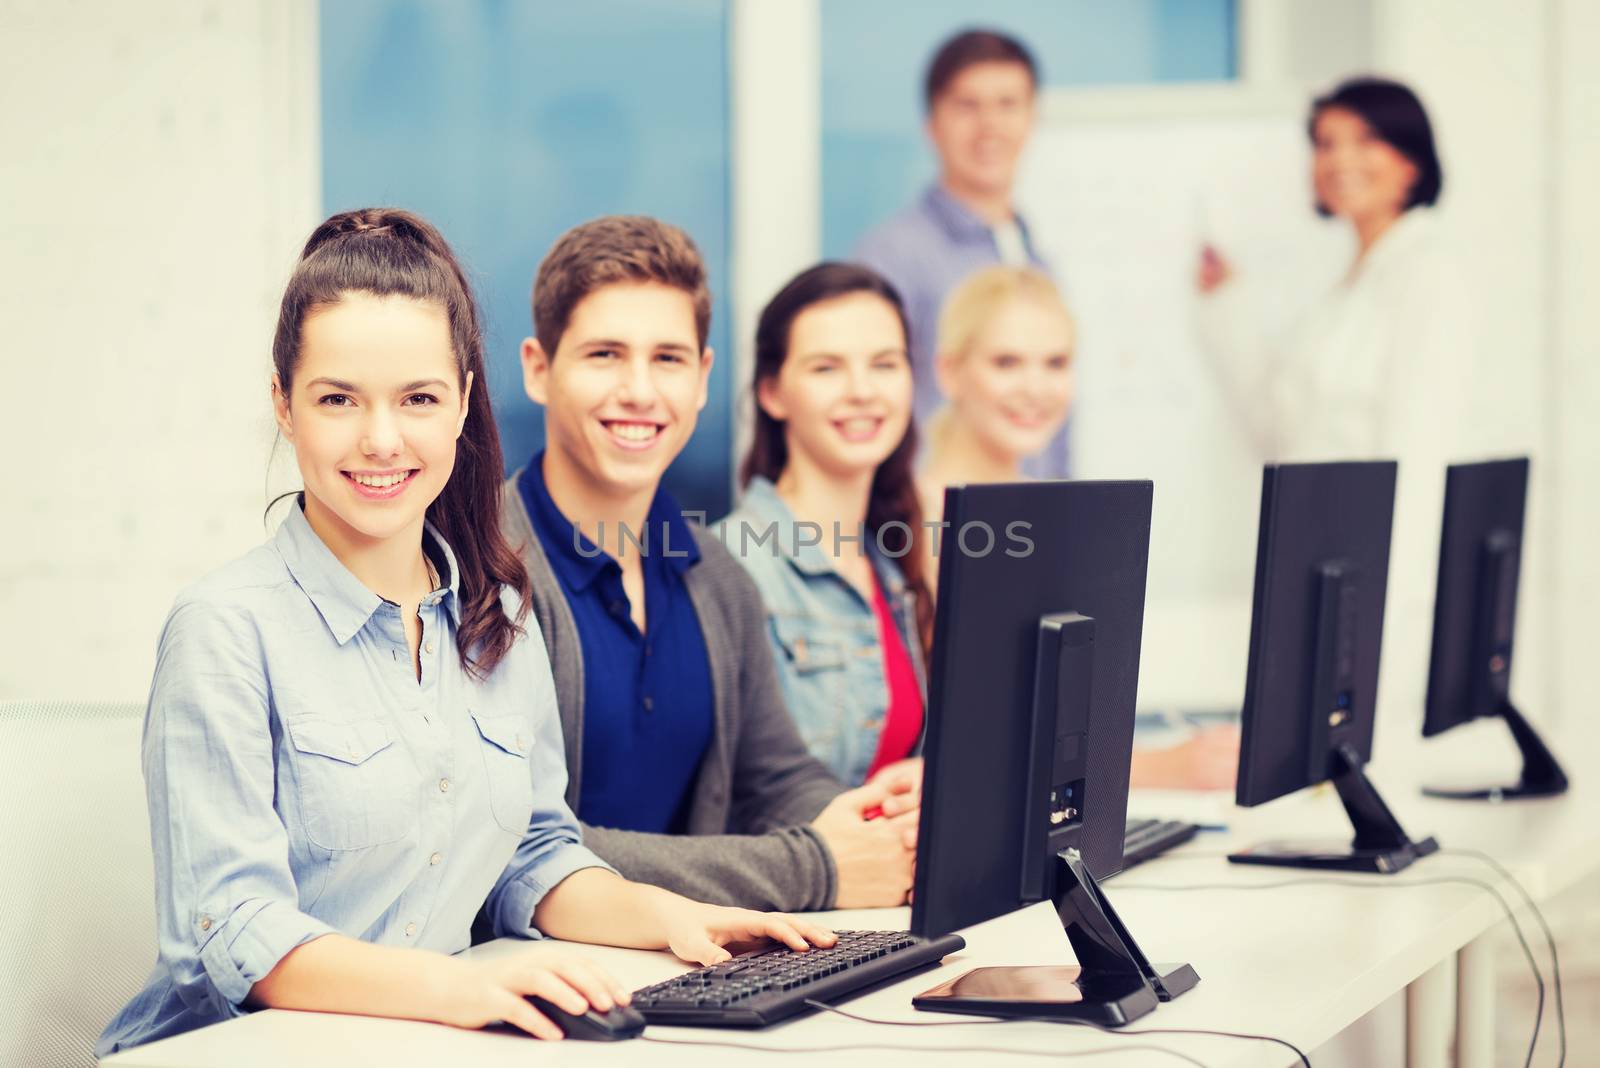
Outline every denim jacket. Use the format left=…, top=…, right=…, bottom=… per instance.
left=719, top=477, right=927, bottom=785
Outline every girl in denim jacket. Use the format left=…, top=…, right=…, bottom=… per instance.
left=722, top=264, right=932, bottom=787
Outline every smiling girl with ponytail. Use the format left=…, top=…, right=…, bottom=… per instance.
left=99, top=208, right=835, bottom=1057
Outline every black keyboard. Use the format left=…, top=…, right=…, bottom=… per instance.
left=1121, top=817, right=1200, bottom=870
left=632, top=929, right=966, bottom=1027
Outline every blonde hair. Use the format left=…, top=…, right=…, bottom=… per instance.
left=925, top=266, right=1074, bottom=453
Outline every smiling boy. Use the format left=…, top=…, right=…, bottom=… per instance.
left=501, top=216, right=919, bottom=911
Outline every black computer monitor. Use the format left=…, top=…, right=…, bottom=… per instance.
left=908, top=481, right=1196, bottom=1025
left=1422, top=457, right=1567, bottom=799
left=1229, top=461, right=1438, bottom=874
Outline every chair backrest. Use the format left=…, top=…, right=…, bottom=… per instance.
left=0, top=701, right=155, bottom=1068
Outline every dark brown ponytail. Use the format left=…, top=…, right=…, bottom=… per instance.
left=271, top=208, right=531, bottom=679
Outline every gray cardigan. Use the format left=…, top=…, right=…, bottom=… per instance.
left=500, top=473, right=848, bottom=911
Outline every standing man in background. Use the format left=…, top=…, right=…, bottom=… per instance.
left=853, top=29, right=1068, bottom=477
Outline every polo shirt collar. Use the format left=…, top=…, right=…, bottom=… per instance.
left=921, top=183, right=1039, bottom=252
left=644, top=481, right=703, bottom=577
left=520, top=451, right=700, bottom=592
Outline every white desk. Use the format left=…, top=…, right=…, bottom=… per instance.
left=102, top=725, right=1596, bottom=1068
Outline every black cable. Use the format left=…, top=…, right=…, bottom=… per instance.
left=1115, top=874, right=1546, bottom=1068
left=641, top=1033, right=1210, bottom=1066
left=799, top=1003, right=1014, bottom=1027
left=806, top=999, right=1310, bottom=1068
left=1139, top=832, right=1567, bottom=1063
left=1438, top=847, right=1566, bottom=1068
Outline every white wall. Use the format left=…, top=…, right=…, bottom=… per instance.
left=0, top=0, right=319, bottom=701
left=1551, top=0, right=1600, bottom=732
left=1374, top=0, right=1598, bottom=728
left=729, top=0, right=821, bottom=491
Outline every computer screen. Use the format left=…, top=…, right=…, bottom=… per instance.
left=1418, top=456, right=1565, bottom=799
left=1227, top=460, right=1436, bottom=874
left=911, top=480, right=1152, bottom=939
left=1424, top=457, right=1528, bottom=737
left=1234, top=461, right=1396, bottom=808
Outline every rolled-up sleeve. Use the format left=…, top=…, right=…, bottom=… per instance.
left=486, top=628, right=612, bottom=938
left=145, top=598, right=335, bottom=1018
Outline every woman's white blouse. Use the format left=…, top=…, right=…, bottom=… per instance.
left=1196, top=207, right=1479, bottom=726
left=1197, top=208, right=1474, bottom=467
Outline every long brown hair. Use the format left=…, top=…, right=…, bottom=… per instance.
left=739, top=262, right=933, bottom=656
left=271, top=207, right=530, bottom=679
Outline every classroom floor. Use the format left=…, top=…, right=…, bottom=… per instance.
left=1494, top=868, right=1596, bottom=1066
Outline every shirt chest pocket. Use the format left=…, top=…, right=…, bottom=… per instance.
left=285, top=718, right=418, bottom=851
left=771, top=614, right=853, bottom=675
left=769, top=613, right=883, bottom=757
left=469, top=708, right=536, bottom=836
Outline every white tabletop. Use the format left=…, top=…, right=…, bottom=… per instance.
left=102, top=722, right=1597, bottom=1068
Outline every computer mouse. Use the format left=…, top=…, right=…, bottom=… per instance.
left=525, top=995, right=646, bottom=1041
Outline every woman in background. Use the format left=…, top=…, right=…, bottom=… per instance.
left=1194, top=76, right=1473, bottom=731
left=922, top=265, right=1238, bottom=791
left=1195, top=76, right=1467, bottom=465
left=722, top=263, right=931, bottom=789
left=98, top=209, right=831, bottom=1054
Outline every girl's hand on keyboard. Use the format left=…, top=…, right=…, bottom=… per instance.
left=657, top=901, right=838, bottom=966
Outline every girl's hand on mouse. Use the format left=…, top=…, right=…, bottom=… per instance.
left=448, top=946, right=631, bottom=1040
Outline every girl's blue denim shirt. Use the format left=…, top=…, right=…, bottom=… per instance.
left=97, top=502, right=610, bottom=1054
left=719, top=477, right=927, bottom=786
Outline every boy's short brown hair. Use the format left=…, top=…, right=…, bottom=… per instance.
left=532, top=215, right=711, bottom=354
left=924, top=29, right=1038, bottom=110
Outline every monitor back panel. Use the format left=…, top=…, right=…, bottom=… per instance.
left=1235, top=462, right=1396, bottom=808
left=1423, top=458, right=1529, bottom=736
left=912, top=480, right=1152, bottom=938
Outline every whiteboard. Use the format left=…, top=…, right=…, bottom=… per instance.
left=1016, top=90, right=1352, bottom=703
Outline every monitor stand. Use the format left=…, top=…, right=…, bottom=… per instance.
left=1424, top=701, right=1569, bottom=800
left=913, top=848, right=1199, bottom=1026
left=1230, top=742, right=1439, bottom=874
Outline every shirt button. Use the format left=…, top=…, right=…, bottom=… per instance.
left=199, top=917, right=212, bottom=931
left=430, top=852, right=442, bottom=866
left=515, top=734, right=527, bottom=752
left=643, top=696, right=654, bottom=711
left=424, top=640, right=435, bottom=655
left=404, top=922, right=417, bottom=937
left=439, top=778, right=450, bottom=793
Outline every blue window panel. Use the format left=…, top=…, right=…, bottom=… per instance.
left=322, top=0, right=734, bottom=515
